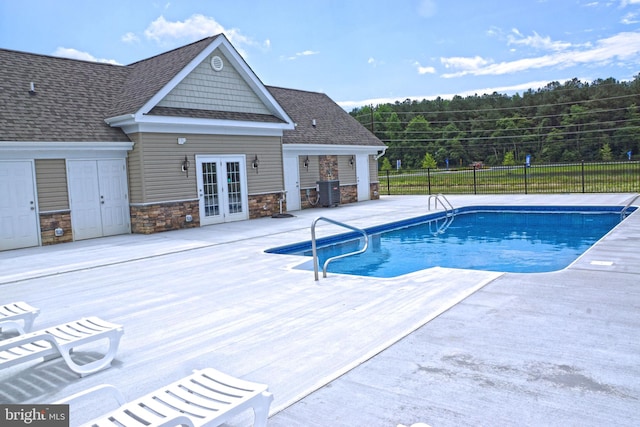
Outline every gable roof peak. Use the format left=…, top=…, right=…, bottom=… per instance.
left=107, top=34, right=293, bottom=129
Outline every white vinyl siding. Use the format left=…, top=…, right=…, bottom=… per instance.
left=157, top=50, right=271, bottom=115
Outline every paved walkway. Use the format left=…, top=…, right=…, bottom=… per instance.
left=1, top=194, right=638, bottom=426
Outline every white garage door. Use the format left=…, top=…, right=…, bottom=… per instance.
left=67, top=159, right=130, bottom=240
left=0, top=161, right=40, bottom=251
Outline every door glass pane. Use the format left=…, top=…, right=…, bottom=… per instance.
left=226, top=161, right=242, bottom=214
left=202, top=162, right=219, bottom=217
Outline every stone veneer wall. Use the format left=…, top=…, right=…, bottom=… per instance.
left=370, top=182, right=380, bottom=200
left=130, top=200, right=200, bottom=234
left=249, top=192, right=286, bottom=218
left=299, top=188, right=319, bottom=209
left=340, top=184, right=358, bottom=204
left=300, top=184, right=362, bottom=209
left=40, top=211, right=73, bottom=245
left=318, top=155, right=338, bottom=181
left=130, top=194, right=284, bottom=234
left=39, top=185, right=381, bottom=243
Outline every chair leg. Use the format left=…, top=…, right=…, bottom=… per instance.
left=252, top=391, right=274, bottom=427
left=23, top=315, right=36, bottom=333
left=57, top=331, right=123, bottom=377
left=0, top=321, right=25, bottom=335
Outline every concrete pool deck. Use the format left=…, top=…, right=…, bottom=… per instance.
left=1, top=194, right=639, bottom=426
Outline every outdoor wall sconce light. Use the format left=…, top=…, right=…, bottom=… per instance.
left=349, top=155, right=355, bottom=168
left=252, top=154, right=260, bottom=173
left=303, top=156, right=309, bottom=170
left=181, top=155, right=190, bottom=177
left=177, top=137, right=187, bottom=145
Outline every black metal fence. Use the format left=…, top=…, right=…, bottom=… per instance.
left=381, top=161, right=640, bottom=195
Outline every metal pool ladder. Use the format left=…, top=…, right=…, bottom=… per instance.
left=428, top=194, right=456, bottom=235
left=620, top=193, right=640, bottom=219
left=428, top=193, right=454, bottom=213
left=311, top=217, right=369, bottom=281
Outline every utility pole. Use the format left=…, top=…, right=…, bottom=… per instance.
left=370, top=104, right=375, bottom=133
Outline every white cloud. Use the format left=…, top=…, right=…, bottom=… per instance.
left=621, top=12, right=639, bottom=24
left=508, top=29, right=573, bottom=51
left=441, top=55, right=492, bottom=70
left=282, top=50, right=319, bottom=61
left=121, top=32, right=140, bottom=43
left=486, top=26, right=503, bottom=38
left=621, top=0, right=640, bottom=6
left=143, top=14, right=266, bottom=56
left=53, top=47, right=121, bottom=65
left=368, top=57, right=387, bottom=67
left=144, top=14, right=226, bottom=42
left=440, top=31, right=640, bottom=78
left=413, top=61, right=436, bottom=74
left=337, top=79, right=566, bottom=110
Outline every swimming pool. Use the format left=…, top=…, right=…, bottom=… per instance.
left=266, top=206, right=633, bottom=277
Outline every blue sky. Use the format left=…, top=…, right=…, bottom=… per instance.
left=2, top=0, right=640, bottom=109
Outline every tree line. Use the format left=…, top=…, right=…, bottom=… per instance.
left=350, top=76, right=640, bottom=170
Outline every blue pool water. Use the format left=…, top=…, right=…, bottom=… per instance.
left=266, top=206, right=632, bottom=277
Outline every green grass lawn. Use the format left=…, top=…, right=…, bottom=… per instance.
left=382, top=162, right=640, bottom=195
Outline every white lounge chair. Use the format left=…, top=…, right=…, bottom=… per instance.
left=57, top=368, right=273, bottom=427
left=0, top=316, right=123, bottom=377
left=0, top=301, right=40, bottom=333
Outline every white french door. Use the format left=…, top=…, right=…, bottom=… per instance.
left=282, top=154, right=301, bottom=211
left=356, top=154, right=371, bottom=201
left=0, top=161, right=40, bottom=250
left=196, top=155, right=249, bottom=225
left=67, top=159, right=130, bottom=240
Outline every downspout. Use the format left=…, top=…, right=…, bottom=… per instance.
left=374, top=147, right=387, bottom=160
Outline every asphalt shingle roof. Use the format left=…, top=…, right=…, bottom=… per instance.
left=268, top=86, right=384, bottom=147
left=0, top=49, right=131, bottom=142
left=1, top=36, right=383, bottom=149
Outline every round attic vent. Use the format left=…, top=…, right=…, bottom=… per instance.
left=210, top=55, right=224, bottom=71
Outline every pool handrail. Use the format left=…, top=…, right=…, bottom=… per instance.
left=428, top=193, right=454, bottom=214
left=311, top=217, right=369, bottom=281
left=429, top=213, right=455, bottom=235
left=428, top=194, right=456, bottom=235
left=620, top=193, right=640, bottom=219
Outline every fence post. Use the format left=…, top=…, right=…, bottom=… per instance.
left=523, top=163, right=528, bottom=194
left=427, top=168, right=432, bottom=194
left=581, top=160, right=585, bottom=193
left=473, top=167, right=477, bottom=194
left=386, top=170, right=390, bottom=195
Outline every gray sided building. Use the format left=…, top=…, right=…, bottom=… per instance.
left=0, top=34, right=386, bottom=250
